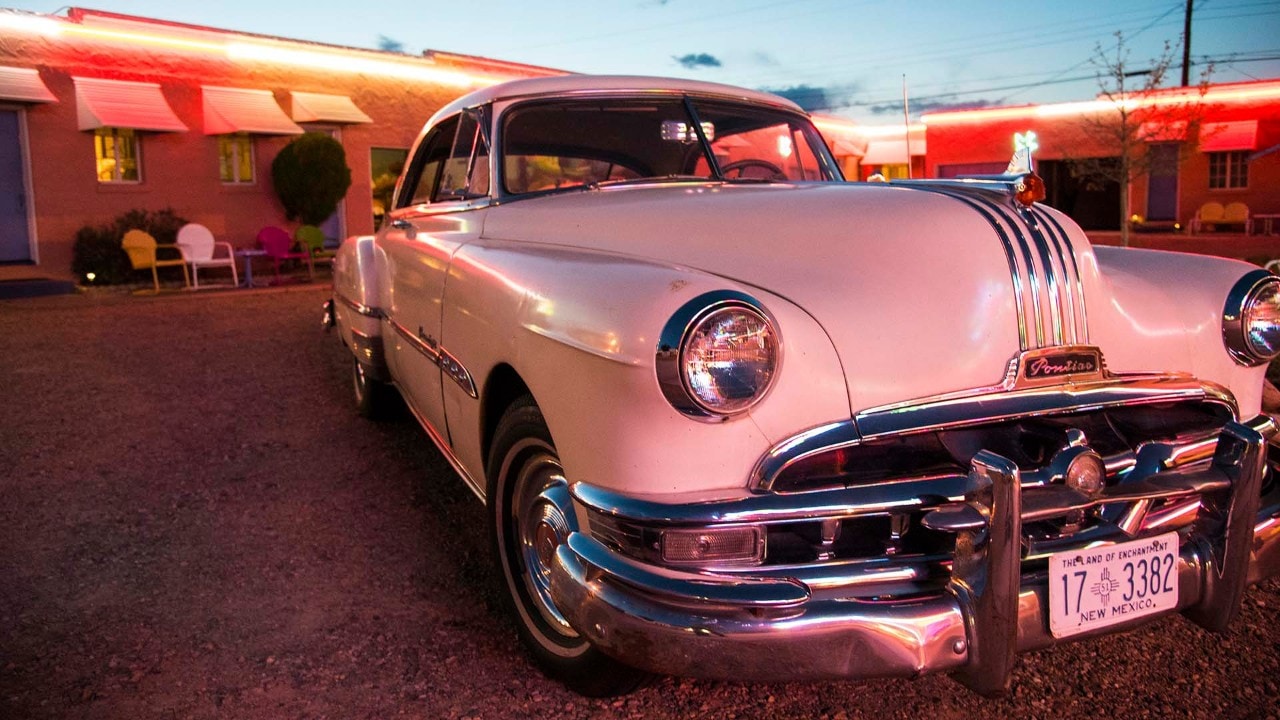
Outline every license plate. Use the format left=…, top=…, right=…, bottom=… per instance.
left=1047, top=531, right=1180, bottom=638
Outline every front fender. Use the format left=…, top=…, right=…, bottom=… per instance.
left=1088, top=245, right=1266, bottom=416
left=439, top=239, right=850, bottom=497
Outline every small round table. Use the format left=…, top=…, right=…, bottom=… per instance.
left=234, top=248, right=268, bottom=288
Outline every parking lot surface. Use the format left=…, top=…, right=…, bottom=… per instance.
left=1, top=286, right=1277, bottom=719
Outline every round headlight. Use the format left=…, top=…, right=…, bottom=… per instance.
left=683, top=306, right=777, bottom=413
left=1224, top=270, right=1280, bottom=366
left=1244, top=281, right=1280, bottom=360
left=657, top=292, right=780, bottom=420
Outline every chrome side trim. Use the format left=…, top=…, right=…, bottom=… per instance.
left=388, top=317, right=479, bottom=399
left=439, top=346, right=478, bottom=398
left=751, top=371, right=1239, bottom=491
left=391, top=317, right=438, bottom=361
left=335, top=292, right=385, bottom=319
left=397, top=378, right=485, bottom=500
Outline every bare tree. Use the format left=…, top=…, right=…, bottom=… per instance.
left=1066, top=32, right=1211, bottom=246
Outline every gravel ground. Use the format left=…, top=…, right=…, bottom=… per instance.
left=0, top=285, right=1277, bottom=720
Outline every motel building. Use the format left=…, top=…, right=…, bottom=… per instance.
left=0, top=7, right=562, bottom=284
left=0, top=7, right=878, bottom=287
left=918, top=80, right=1280, bottom=233
left=7, top=7, right=1273, bottom=289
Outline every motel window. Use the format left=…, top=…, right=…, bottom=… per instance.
left=371, top=147, right=408, bottom=229
left=218, top=133, right=255, bottom=184
left=866, top=164, right=910, bottom=180
left=1208, top=151, right=1248, bottom=190
left=94, top=128, right=140, bottom=183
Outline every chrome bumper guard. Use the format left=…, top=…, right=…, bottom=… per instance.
left=548, top=418, right=1280, bottom=694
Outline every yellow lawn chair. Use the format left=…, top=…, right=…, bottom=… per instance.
left=121, top=229, right=190, bottom=292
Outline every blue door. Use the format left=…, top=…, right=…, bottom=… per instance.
left=1146, top=143, right=1179, bottom=222
left=0, top=109, right=33, bottom=262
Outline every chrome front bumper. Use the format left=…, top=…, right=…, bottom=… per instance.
left=548, top=419, right=1280, bottom=694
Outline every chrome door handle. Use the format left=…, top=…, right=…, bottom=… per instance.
left=390, top=219, right=413, bottom=230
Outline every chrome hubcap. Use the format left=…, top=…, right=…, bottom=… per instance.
left=510, top=443, right=578, bottom=638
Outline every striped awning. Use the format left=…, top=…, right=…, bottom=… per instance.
left=73, top=77, right=186, bottom=132
left=289, top=91, right=372, bottom=124
left=1200, top=121, right=1258, bottom=152
left=202, top=86, right=303, bottom=135
left=0, top=66, right=56, bottom=103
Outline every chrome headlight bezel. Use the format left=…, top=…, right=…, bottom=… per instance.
left=1223, top=269, right=1280, bottom=367
left=656, top=290, right=781, bottom=421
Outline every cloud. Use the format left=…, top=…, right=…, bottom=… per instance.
left=762, top=84, right=858, bottom=112
left=751, top=52, right=781, bottom=67
left=867, top=97, right=998, bottom=116
left=673, top=53, right=722, bottom=70
left=377, top=35, right=405, bottom=53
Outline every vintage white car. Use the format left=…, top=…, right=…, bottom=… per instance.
left=326, top=75, right=1280, bottom=696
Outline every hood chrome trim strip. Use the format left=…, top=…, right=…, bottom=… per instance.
left=1033, top=206, right=1090, bottom=344
left=901, top=182, right=1086, bottom=350
left=907, top=186, right=1031, bottom=349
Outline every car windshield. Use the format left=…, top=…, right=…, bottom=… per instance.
left=500, top=97, right=837, bottom=195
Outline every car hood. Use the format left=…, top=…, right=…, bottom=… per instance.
left=481, top=183, right=1034, bottom=414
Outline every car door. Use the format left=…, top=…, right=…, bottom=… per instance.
left=381, top=108, right=490, bottom=445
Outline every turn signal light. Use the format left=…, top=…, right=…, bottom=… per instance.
left=660, top=526, right=764, bottom=566
left=1015, top=173, right=1046, bottom=206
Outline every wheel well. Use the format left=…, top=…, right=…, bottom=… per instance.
left=482, top=363, right=532, bottom=472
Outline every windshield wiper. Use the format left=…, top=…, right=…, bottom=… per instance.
left=589, top=175, right=713, bottom=190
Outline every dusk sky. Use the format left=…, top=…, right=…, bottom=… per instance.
left=8, top=0, right=1279, bottom=123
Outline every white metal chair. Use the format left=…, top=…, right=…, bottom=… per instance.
left=176, top=223, right=239, bottom=289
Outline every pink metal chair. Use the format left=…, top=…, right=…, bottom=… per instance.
left=256, top=226, right=312, bottom=283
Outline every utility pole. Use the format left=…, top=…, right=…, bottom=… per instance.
left=1181, top=0, right=1193, bottom=86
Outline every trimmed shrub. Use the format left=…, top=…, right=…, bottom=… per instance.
left=115, top=207, right=187, bottom=245
left=72, top=222, right=132, bottom=284
left=71, top=208, right=189, bottom=285
left=271, top=133, right=352, bottom=226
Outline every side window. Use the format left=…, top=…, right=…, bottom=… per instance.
left=437, top=110, right=490, bottom=202
left=399, top=115, right=460, bottom=208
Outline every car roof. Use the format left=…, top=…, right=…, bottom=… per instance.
left=434, top=75, right=807, bottom=120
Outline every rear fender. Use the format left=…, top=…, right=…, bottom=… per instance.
left=332, top=235, right=387, bottom=376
